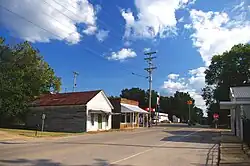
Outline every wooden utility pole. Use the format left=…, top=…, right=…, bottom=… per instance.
left=144, top=51, right=157, bottom=128
left=73, top=71, right=79, bottom=92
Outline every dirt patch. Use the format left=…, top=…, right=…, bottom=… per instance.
left=0, top=130, right=30, bottom=141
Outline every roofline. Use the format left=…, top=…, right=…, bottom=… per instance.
left=29, top=104, right=86, bottom=109
left=99, top=90, right=114, bottom=109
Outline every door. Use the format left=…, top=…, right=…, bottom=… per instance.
left=98, top=114, right=102, bottom=129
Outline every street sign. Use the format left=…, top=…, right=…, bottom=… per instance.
left=213, top=113, right=219, bottom=119
left=42, top=113, right=46, bottom=120
left=41, top=113, right=46, bottom=132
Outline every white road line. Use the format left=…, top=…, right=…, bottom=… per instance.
left=110, top=129, right=202, bottom=164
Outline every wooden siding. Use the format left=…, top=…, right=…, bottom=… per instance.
left=26, top=106, right=86, bottom=132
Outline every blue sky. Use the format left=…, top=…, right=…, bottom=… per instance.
left=0, top=0, right=250, bottom=112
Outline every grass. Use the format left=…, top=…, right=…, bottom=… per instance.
left=0, top=128, right=83, bottom=138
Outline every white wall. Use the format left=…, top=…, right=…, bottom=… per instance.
left=87, top=91, right=112, bottom=112
left=86, top=91, right=112, bottom=132
left=158, top=113, right=169, bottom=122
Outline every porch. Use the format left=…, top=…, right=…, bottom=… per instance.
left=87, top=110, right=111, bottom=131
left=120, top=103, right=149, bottom=129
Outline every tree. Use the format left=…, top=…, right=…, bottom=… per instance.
left=120, top=88, right=147, bottom=108
left=202, top=44, right=250, bottom=125
left=0, top=38, right=61, bottom=125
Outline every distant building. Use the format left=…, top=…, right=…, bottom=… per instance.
left=172, top=115, right=180, bottom=123
left=27, top=90, right=113, bottom=132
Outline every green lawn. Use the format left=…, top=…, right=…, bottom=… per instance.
left=0, top=128, right=83, bottom=138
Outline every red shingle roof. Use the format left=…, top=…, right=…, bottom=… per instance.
left=31, top=90, right=101, bottom=107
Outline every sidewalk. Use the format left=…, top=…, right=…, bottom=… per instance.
left=219, top=131, right=250, bottom=166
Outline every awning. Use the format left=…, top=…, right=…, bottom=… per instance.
left=220, top=101, right=250, bottom=109
left=121, top=103, right=149, bottom=114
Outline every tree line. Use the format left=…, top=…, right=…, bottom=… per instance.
left=111, top=88, right=204, bottom=123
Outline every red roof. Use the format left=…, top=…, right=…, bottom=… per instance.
left=32, top=90, right=101, bottom=107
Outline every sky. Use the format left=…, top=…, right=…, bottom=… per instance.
left=0, top=0, right=250, bottom=115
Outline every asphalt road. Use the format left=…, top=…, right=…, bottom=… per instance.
left=0, top=124, right=220, bottom=166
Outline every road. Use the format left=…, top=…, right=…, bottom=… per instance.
left=0, top=124, right=220, bottom=166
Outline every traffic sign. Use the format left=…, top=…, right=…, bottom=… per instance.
left=213, top=113, right=219, bottom=119
left=42, top=113, right=46, bottom=120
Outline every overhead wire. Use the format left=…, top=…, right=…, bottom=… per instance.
left=0, top=3, right=145, bottom=77
left=41, top=0, right=144, bottom=71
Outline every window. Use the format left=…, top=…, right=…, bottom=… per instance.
left=91, top=114, right=94, bottom=126
left=106, top=115, right=109, bottom=126
left=121, top=113, right=126, bottom=123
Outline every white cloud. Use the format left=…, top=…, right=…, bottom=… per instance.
left=107, top=48, right=137, bottom=61
left=188, top=67, right=206, bottom=91
left=95, top=30, right=109, bottom=42
left=232, top=1, right=245, bottom=12
left=178, top=17, right=184, bottom=22
left=184, top=24, right=192, bottom=29
left=162, top=3, right=250, bottom=115
left=168, top=73, right=180, bottom=80
left=0, top=0, right=97, bottom=44
left=124, top=41, right=132, bottom=47
left=121, top=0, right=195, bottom=39
left=144, top=48, right=151, bottom=52
left=83, top=26, right=97, bottom=35
left=188, top=8, right=250, bottom=66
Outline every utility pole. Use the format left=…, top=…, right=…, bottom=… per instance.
left=144, top=51, right=157, bottom=128
left=187, top=100, right=192, bottom=125
left=73, top=71, right=79, bottom=92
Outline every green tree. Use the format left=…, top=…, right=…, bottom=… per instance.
left=120, top=87, right=158, bottom=108
left=120, top=88, right=148, bottom=108
left=202, top=44, right=250, bottom=125
left=0, top=38, right=61, bottom=125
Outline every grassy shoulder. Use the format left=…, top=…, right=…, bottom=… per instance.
left=0, top=128, right=83, bottom=139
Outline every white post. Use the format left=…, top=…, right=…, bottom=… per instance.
left=132, top=112, right=134, bottom=129
left=130, top=112, right=132, bottom=128
left=143, top=114, right=145, bottom=127
left=240, top=105, right=244, bottom=141
left=125, top=113, right=127, bottom=125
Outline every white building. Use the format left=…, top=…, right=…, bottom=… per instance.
left=220, top=87, right=250, bottom=141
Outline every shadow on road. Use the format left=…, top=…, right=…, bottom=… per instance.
left=0, top=141, right=24, bottom=145
left=161, top=130, right=220, bottom=144
left=52, top=141, right=210, bottom=150
left=0, top=158, right=134, bottom=166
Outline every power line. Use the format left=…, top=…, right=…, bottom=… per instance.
left=50, top=0, right=122, bottom=40
left=0, top=4, right=63, bottom=39
left=0, top=4, right=146, bottom=78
